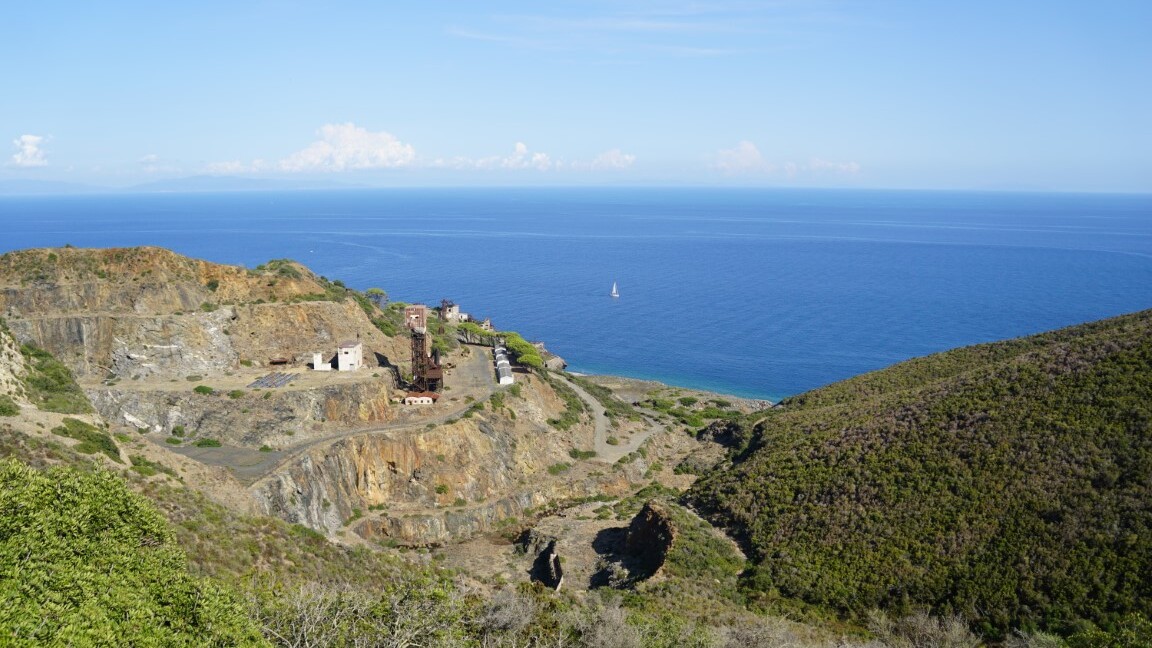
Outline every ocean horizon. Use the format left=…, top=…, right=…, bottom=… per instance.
left=2, top=187, right=1151, bottom=401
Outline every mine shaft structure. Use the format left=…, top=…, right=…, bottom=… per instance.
left=404, top=304, right=443, bottom=392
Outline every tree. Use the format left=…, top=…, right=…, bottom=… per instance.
left=366, top=287, right=389, bottom=308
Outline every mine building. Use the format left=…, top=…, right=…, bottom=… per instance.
left=406, top=303, right=444, bottom=392
left=337, top=341, right=363, bottom=371
left=311, top=351, right=332, bottom=371
left=493, top=347, right=514, bottom=385
left=405, top=304, right=428, bottom=330
left=439, top=299, right=470, bottom=323
left=403, top=392, right=440, bottom=405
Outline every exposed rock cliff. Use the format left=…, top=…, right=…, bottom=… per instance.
left=0, top=247, right=407, bottom=379
left=251, top=373, right=647, bottom=544
left=0, top=323, right=28, bottom=403
left=89, top=379, right=396, bottom=445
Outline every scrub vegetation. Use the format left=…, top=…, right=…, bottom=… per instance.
left=689, top=309, right=1152, bottom=639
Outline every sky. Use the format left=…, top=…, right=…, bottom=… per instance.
left=2, top=1, right=1150, bottom=192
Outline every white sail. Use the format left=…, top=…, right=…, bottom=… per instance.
left=610, top=281, right=619, bottom=298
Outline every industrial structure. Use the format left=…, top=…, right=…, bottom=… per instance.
left=493, top=346, right=514, bottom=385
left=439, top=298, right=470, bottom=323
left=337, top=340, right=363, bottom=371
left=405, top=304, right=443, bottom=392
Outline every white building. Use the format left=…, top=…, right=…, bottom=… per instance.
left=337, top=341, right=363, bottom=371
left=496, top=365, right=514, bottom=385
left=404, top=391, right=439, bottom=405
left=312, top=351, right=332, bottom=371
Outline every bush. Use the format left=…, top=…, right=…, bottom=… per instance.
left=51, top=418, right=120, bottom=463
left=0, top=394, right=19, bottom=416
left=0, top=460, right=264, bottom=645
left=193, top=385, right=214, bottom=395
left=129, top=455, right=177, bottom=478
left=19, top=343, right=91, bottom=414
left=569, top=449, right=597, bottom=460
left=194, top=438, right=222, bottom=448
left=228, top=389, right=245, bottom=399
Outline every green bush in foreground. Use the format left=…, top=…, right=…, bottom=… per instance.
left=0, top=394, right=19, bottom=416
left=0, top=459, right=266, bottom=646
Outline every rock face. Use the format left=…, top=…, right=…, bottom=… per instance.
left=624, top=501, right=677, bottom=578
left=0, top=324, right=28, bottom=403
left=88, top=380, right=396, bottom=444
left=250, top=408, right=605, bottom=540
left=0, top=247, right=407, bottom=379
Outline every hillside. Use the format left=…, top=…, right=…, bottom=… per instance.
left=688, top=309, right=1152, bottom=636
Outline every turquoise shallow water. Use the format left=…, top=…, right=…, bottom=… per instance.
left=2, top=187, right=1151, bottom=401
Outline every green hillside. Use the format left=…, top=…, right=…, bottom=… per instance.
left=688, top=309, right=1152, bottom=637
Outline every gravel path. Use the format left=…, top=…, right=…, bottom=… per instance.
left=551, top=374, right=663, bottom=464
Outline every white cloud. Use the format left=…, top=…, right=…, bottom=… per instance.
left=279, top=123, right=416, bottom=172
left=10, top=134, right=48, bottom=167
left=435, top=142, right=555, bottom=171
left=139, top=153, right=183, bottom=174
left=809, top=157, right=861, bottom=175
left=713, top=141, right=773, bottom=173
left=590, top=148, right=636, bottom=170
left=204, top=160, right=248, bottom=175
left=713, top=142, right=860, bottom=179
left=207, top=129, right=633, bottom=177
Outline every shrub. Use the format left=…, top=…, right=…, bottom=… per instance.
left=569, top=449, right=597, bottom=460
left=435, top=484, right=450, bottom=495
left=0, top=460, right=264, bottom=645
left=228, top=389, right=245, bottom=399
left=19, top=343, right=91, bottom=414
left=193, top=385, right=214, bottom=395
left=0, top=394, right=19, bottom=416
left=51, top=418, right=120, bottom=463
left=194, top=438, right=221, bottom=448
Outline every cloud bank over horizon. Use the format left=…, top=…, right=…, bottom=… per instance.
left=201, top=124, right=636, bottom=178
left=712, top=141, right=860, bottom=180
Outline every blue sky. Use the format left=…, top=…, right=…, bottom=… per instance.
left=3, top=1, right=1150, bottom=191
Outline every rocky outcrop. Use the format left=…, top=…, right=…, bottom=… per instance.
left=88, top=380, right=396, bottom=445
left=251, top=394, right=643, bottom=543
left=624, top=501, right=676, bottom=578
left=531, top=540, right=564, bottom=590
left=0, top=324, right=28, bottom=403
left=0, top=247, right=407, bottom=379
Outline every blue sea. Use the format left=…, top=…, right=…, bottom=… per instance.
left=2, top=188, right=1151, bottom=401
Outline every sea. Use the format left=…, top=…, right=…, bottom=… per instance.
left=2, top=188, right=1151, bottom=402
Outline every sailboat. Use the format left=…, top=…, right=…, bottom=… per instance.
left=610, top=281, right=619, bottom=298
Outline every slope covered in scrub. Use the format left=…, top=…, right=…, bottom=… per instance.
left=688, top=309, right=1152, bottom=636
